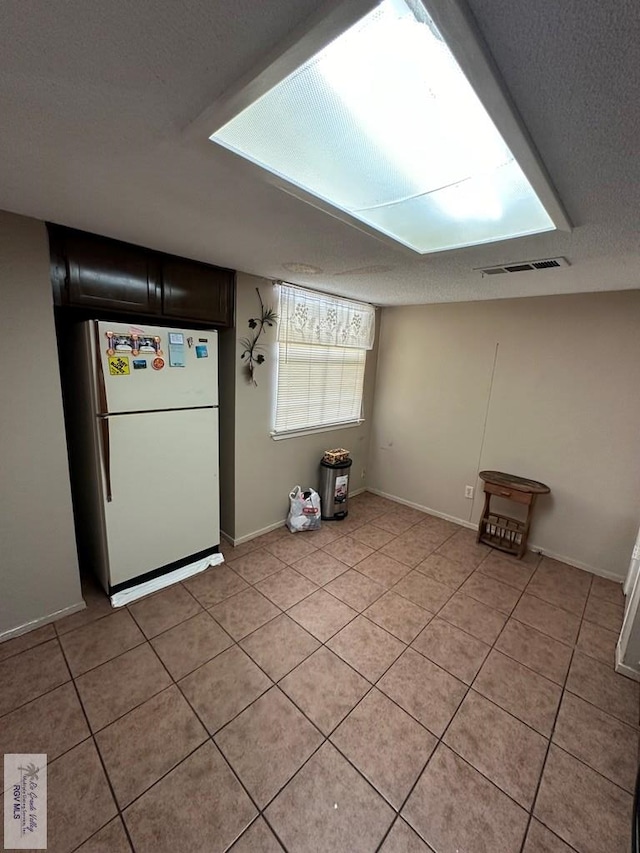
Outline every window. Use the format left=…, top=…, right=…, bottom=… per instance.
left=273, top=284, right=375, bottom=437
left=209, top=0, right=569, bottom=254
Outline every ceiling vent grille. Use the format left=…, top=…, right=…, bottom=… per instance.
left=476, top=257, right=570, bottom=276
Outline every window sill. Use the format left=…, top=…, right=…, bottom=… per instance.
left=271, top=420, right=365, bottom=441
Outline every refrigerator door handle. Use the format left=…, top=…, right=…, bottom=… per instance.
left=93, top=321, right=113, bottom=502
left=98, top=415, right=113, bottom=502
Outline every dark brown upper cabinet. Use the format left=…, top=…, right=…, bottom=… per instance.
left=51, top=228, right=160, bottom=314
left=48, top=224, right=235, bottom=327
left=161, top=257, right=234, bottom=325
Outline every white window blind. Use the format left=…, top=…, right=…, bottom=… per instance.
left=273, top=284, right=375, bottom=436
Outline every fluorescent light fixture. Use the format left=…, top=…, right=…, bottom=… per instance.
left=209, top=0, right=567, bottom=254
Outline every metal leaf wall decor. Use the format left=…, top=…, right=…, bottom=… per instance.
left=240, top=287, right=278, bottom=385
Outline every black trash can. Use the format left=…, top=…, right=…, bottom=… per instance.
left=319, top=457, right=352, bottom=520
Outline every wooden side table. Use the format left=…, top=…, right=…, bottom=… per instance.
left=477, top=471, right=550, bottom=559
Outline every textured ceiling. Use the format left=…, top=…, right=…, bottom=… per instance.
left=0, top=0, right=638, bottom=305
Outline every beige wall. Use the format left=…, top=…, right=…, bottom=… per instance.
left=368, top=291, right=640, bottom=580
left=0, top=211, right=82, bottom=638
left=221, top=273, right=376, bottom=542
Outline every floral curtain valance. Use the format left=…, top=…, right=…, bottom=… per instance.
left=277, top=283, right=375, bottom=350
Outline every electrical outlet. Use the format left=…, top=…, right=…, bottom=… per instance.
left=361, top=468, right=366, bottom=480
left=465, top=485, right=474, bottom=499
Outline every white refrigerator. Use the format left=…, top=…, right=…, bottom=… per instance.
left=617, top=525, right=640, bottom=680
left=68, top=320, right=220, bottom=601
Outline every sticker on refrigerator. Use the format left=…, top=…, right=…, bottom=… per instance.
left=169, top=332, right=184, bottom=345
left=108, top=355, right=130, bottom=376
left=168, top=343, right=186, bottom=367
left=335, top=474, right=349, bottom=502
left=132, top=359, right=147, bottom=370
left=106, top=331, right=135, bottom=355
left=134, top=335, right=162, bottom=355
left=195, top=345, right=208, bottom=358
left=152, top=357, right=165, bottom=370
left=106, top=331, right=161, bottom=357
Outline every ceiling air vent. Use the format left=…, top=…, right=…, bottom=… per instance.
left=476, top=257, right=570, bottom=276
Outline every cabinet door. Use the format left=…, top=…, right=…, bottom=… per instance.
left=64, top=230, right=160, bottom=314
left=162, top=257, right=234, bottom=326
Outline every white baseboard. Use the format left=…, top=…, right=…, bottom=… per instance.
left=0, top=600, right=87, bottom=643
left=366, top=487, right=625, bottom=583
left=224, top=487, right=368, bottom=546
left=534, top=550, right=624, bottom=582
left=220, top=530, right=234, bottom=545
left=366, top=487, right=477, bottom=530
left=228, top=519, right=288, bottom=547
left=615, top=641, right=640, bottom=682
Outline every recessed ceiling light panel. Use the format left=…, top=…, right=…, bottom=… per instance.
left=209, top=0, right=567, bottom=254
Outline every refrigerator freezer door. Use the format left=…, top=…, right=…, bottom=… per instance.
left=103, top=407, right=220, bottom=586
left=624, top=525, right=640, bottom=599
left=94, top=321, right=218, bottom=413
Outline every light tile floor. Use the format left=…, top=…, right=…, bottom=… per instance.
left=0, top=492, right=636, bottom=853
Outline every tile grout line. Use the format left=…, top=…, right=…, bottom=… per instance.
left=147, top=558, right=366, bottom=853
left=374, top=543, right=626, bottom=849
left=215, top=503, right=477, bottom=849
left=0, top=583, right=630, bottom=807
left=351, top=549, right=639, bottom=797
left=0, top=628, right=213, bottom=731
left=486, top=556, right=576, bottom=853
left=0, top=639, right=76, bottom=722
left=239, top=528, right=531, bottom=849
left=375, top=542, right=545, bottom=849
left=0, top=494, right=630, bottom=852
left=0, top=630, right=57, bottom=665
left=515, top=570, right=594, bottom=853
left=223, top=506, right=626, bottom=850
left=0, top=570, right=602, bottom=733
left=135, top=507, right=631, bottom=850
left=238, top=626, right=416, bottom=846
left=550, top=740, right=637, bottom=797
left=522, top=585, right=623, bottom=628
left=55, top=634, right=137, bottom=853
left=93, top=602, right=267, bottom=852
left=562, top=681, right=639, bottom=730
left=72, top=602, right=244, bottom=851
left=181, top=514, right=464, bottom=847
left=150, top=527, right=597, bottom=849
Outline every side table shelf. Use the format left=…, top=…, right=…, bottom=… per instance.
left=477, top=471, right=550, bottom=559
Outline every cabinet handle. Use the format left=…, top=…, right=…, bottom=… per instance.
left=98, top=416, right=112, bottom=502
left=93, top=322, right=113, bottom=502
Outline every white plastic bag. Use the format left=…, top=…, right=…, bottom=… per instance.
left=287, top=485, right=322, bottom=532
